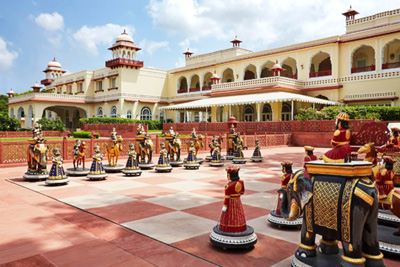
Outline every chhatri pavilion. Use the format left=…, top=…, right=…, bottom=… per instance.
left=7, top=7, right=400, bottom=130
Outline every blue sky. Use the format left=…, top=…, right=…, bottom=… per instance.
left=0, top=0, right=399, bottom=95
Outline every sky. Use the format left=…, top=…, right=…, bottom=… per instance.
left=0, top=0, right=399, bottom=95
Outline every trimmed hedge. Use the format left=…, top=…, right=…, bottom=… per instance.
left=79, top=117, right=163, bottom=130
left=295, top=106, right=400, bottom=121
left=73, top=131, right=92, bottom=138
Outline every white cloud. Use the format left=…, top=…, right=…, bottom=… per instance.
left=0, top=37, right=18, bottom=72
left=140, top=39, right=169, bottom=55
left=72, top=24, right=135, bottom=56
left=147, top=0, right=400, bottom=51
left=35, top=12, right=64, bottom=31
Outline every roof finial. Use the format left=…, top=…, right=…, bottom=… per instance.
left=123, top=29, right=127, bottom=34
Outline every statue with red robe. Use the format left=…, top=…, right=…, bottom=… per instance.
left=376, top=156, right=395, bottom=199
left=304, top=146, right=317, bottom=178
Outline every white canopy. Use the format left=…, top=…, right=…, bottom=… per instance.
left=160, top=92, right=340, bottom=110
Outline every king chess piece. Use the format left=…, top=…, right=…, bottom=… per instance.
left=210, top=166, right=257, bottom=249
left=45, top=148, right=69, bottom=185
left=184, top=141, right=200, bottom=169
left=267, top=161, right=302, bottom=228
left=155, top=142, right=172, bottom=172
left=122, top=143, right=142, bottom=176
left=87, top=145, right=108, bottom=180
left=250, top=139, right=263, bottom=162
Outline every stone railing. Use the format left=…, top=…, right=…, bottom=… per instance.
left=346, top=8, right=400, bottom=25
left=344, top=92, right=397, bottom=102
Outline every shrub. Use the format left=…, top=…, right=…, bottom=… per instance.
left=0, top=113, right=21, bottom=131
left=95, top=132, right=100, bottom=139
left=79, top=117, right=163, bottom=130
left=36, top=117, right=65, bottom=132
left=73, top=131, right=92, bottom=138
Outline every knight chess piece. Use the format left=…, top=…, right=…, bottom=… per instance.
left=250, top=139, right=263, bottom=162
left=267, top=161, right=302, bottom=228
left=209, top=140, right=224, bottom=167
left=285, top=160, right=385, bottom=267
left=45, top=148, right=69, bottom=185
left=122, top=143, right=142, bottom=176
left=184, top=141, right=200, bottom=169
left=87, top=145, right=107, bottom=180
left=23, top=124, right=49, bottom=181
left=66, top=139, right=90, bottom=176
left=232, top=135, right=246, bottom=164
left=155, top=142, right=172, bottom=172
left=136, top=124, right=155, bottom=169
left=104, top=131, right=124, bottom=172
left=210, top=166, right=257, bottom=249
left=165, top=127, right=183, bottom=167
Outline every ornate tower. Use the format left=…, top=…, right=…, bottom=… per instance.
left=183, top=48, right=193, bottom=59
left=31, top=82, right=42, bottom=93
left=105, top=30, right=143, bottom=69
left=41, top=58, right=66, bottom=86
left=230, top=36, right=242, bottom=47
left=342, top=6, right=359, bottom=20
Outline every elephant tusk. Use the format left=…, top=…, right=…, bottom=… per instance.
left=288, top=199, right=301, bottom=221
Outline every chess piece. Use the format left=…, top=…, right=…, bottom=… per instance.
left=210, top=140, right=224, bottom=167
left=232, top=136, right=246, bottom=164
left=380, top=127, right=400, bottom=153
left=210, top=166, right=257, bottom=249
left=184, top=141, right=200, bottom=169
left=104, top=132, right=124, bottom=172
left=250, top=139, right=263, bottom=162
left=226, top=124, right=238, bottom=160
left=122, top=143, right=142, bottom=176
left=165, top=127, right=183, bottom=167
left=87, top=145, right=107, bottom=180
left=303, top=146, right=317, bottom=178
left=155, top=142, right=172, bottom=172
left=46, top=148, right=69, bottom=185
left=67, top=139, right=90, bottom=176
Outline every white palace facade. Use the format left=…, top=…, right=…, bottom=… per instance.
left=6, top=7, right=400, bottom=130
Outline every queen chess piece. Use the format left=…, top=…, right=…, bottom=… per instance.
left=155, top=142, right=172, bottom=172
left=45, top=148, right=69, bottom=185
left=87, top=145, right=108, bottom=180
left=122, top=143, right=142, bottom=176
left=184, top=141, right=200, bottom=169
left=250, top=139, right=263, bottom=162
left=210, top=166, right=257, bottom=249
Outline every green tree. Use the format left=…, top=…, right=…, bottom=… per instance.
left=36, top=117, right=65, bottom=132
left=0, top=95, right=9, bottom=115
left=0, top=113, right=21, bottom=131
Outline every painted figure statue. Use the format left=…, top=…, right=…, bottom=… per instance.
left=209, top=135, right=223, bottom=156
left=106, top=129, right=123, bottom=166
left=380, top=127, right=400, bottom=153
left=210, top=165, right=257, bottom=249
left=357, top=142, right=380, bottom=181
left=184, top=141, right=200, bottom=169
left=322, top=112, right=351, bottom=163
left=250, top=139, right=263, bottom=162
left=73, top=139, right=86, bottom=169
left=186, top=128, right=204, bottom=160
left=210, top=140, right=224, bottom=167
left=155, top=142, right=172, bottom=172
left=46, top=148, right=69, bottom=185
left=122, top=143, right=142, bottom=176
left=377, top=156, right=395, bottom=200
left=165, top=127, right=182, bottom=165
left=227, top=124, right=239, bottom=159
left=24, top=124, right=49, bottom=180
left=303, top=146, right=317, bottom=178
left=89, top=146, right=106, bottom=177
left=281, top=161, right=385, bottom=267
left=233, top=135, right=246, bottom=164
left=135, top=124, right=154, bottom=165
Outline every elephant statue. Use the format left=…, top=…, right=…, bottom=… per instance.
left=27, top=142, right=49, bottom=174
left=280, top=169, right=384, bottom=267
left=135, top=138, right=153, bottom=164
left=165, top=134, right=182, bottom=162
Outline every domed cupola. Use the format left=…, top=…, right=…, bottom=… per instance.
left=105, top=30, right=143, bottom=69
left=41, top=58, right=66, bottom=86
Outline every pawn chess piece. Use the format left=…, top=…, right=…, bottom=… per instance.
left=210, top=140, right=224, bottom=167
left=210, top=166, right=257, bottom=249
left=250, top=139, right=263, bottom=162
left=232, top=138, right=246, bottom=164
left=87, top=145, right=107, bottom=180
left=46, top=148, right=69, bottom=185
left=184, top=141, right=200, bottom=169
left=267, top=161, right=302, bottom=227
left=122, top=143, right=142, bottom=176
left=155, top=142, right=172, bottom=172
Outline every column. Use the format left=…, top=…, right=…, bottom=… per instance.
left=199, top=111, right=203, bottom=122
left=270, top=102, right=282, bottom=121
left=256, top=103, right=261, bottom=122
left=291, top=101, right=294, bottom=121
left=228, top=105, right=231, bottom=117
left=205, top=108, right=208, bottom=122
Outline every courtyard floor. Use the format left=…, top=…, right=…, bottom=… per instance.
left=0, top=146, right=399, bottom=266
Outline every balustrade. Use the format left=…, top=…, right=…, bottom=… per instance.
left=382, top=62, right=400, bottom=70
left=309, top=70, right=332, bottom=78
left=351, top=65, right=375, bottom=73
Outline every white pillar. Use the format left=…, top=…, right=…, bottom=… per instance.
left=257, top=103, right=261, bottom=122
left=228, top=105, right=231, bottom=117
left=291, top=101, right=294, bottom=121
left=205, top=108, right=208, bottom=122
left=199, top=111, right=203, bottom=122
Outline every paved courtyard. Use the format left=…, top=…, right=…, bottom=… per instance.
left=1, top=146, right=399, bottom=266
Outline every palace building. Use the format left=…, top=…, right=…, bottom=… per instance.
left=7, top=7, right=400, bottom=130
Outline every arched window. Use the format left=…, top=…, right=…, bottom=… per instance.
left=17, top=107, right=24, bottom=119
left=262, top=104, right=272, bottom=121
left=244, top=105, right=254, bottom=122
left=140, top=107, right=152, bottom=120
left=281, top=103, right=291, bottom=121
left=48, top=111, right=52, bottom=119
left=194, top=112, right=200, bottom=122
left=127, top=110, right=132, bottom=119
left=110, top=106, right=117, bottom=118
left=97, top=107, right=103, bottom=118
left=10, top=108, right=14, bottom=118
left=159, top=111, right=165, bottom=122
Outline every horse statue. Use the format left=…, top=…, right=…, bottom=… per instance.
left=106, top=135, right=123, bottom=166
left=165, top=132, right=182, bottom=162
left=73, top=141, right=86, bottom=169
left=357, top=142, right=381, bottom=181
left=135, top=134, right=153, bottom=164
left=186, top=134, right=204, bottom=158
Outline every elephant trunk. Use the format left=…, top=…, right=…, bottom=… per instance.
left=279, top=189, right=301, bottom=221
left=39, top=152, right=47, bottom=168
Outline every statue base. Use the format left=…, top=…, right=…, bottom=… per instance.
left=23, top=172, right=49, bottom=181
left=291, top=249, right=344, bottom=267
left=139, top=163, right=155, bottom=169
left=170, top=160, right=184, bottom=167
left=104, top=164, right=125, bottom=173
left=87, top=173, right=108, bottom=180
left=267, top=210, right=303, bottom=228
left=122, top=169, right=142, bottom=176
left=378, top=209, right=400, bottom=226
left=225, top=155, right=235, bottom=160
left=45, top=177, right=70, bottom=185
left=209, top=161, right=224, bottom=167
left=378, top=224, right=400, bottom=255
left=233, top=158, right=246, bottom=164
left=184, top=162, right=200, bottom=169
left=205, top=155, right=213, bottom=162
left=66, top=168, right=90, bottom=176
left=210, top=225, right=257, bottom=249
left=155, top=165, right=173, bottom=172
left=250, top=156, right=263, bottom=162
left=197, top=158, right=204, bottom=164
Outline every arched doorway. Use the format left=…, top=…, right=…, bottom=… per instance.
left=281, top=102, right=291, bottom=121
left=140, top=107, right=152, bottom=120
left=351, top=45, right=375, bottom=73
left=262, top=104, right=272, bottom=121
left=222, top=68, right=234, bottom=83
left=244, top=105, right=254, bottom=122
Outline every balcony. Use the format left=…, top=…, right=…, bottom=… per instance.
left=105, top=58, right=144, bottom=69
left=344, top=91, right=397, bottom=103
left=382, top=62, right=400, bottom=70
left=41, top=78, right=54, bottom=86
left=351, top=65, right=375, bottom=74
left=189, top=87, right=201, bottom=93
left=309, top=70, right=332, bottom=78
left=177, top=88, right=188, bottom=94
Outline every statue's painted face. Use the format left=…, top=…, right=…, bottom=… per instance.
left=227, top=173, right=231, bottom=181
